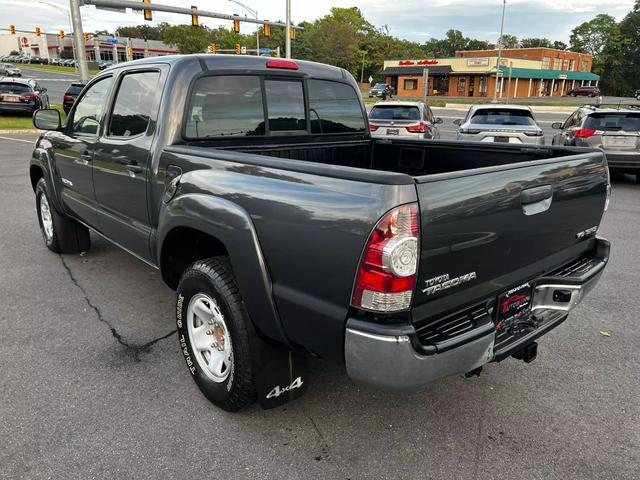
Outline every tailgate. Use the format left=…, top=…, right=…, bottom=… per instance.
left=411, top=151, right=607, bottom=322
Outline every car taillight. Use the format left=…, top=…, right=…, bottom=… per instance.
left=63, top=94, right=73, bottom=101
left=369, top=124, right=379, bottom=132
left=406, top=122, right=428, bottom=133
left=21, top=93, right=38, bottom=102
left=575, top=128, right=596, bottom=138
left=524, top=130, right=544, bottom=136
left=352, top=203, right=419, bottom=313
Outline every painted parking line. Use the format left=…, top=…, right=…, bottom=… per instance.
left=0, top=135, right=36, bottom=144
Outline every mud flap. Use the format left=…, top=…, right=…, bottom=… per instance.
left=248, top=332, right=307, bottom=409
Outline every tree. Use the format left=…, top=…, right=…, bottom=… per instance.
left=520, top=38, right=552, bottom=48
left=116, top=23, right=170, bottom=41
left=552, top=40, right=568, bottom=50
left=498, top=34, right=518, bottom=49
left=569, top=14, right=618, bottom=56
left=163, top=25, right=212, bottom=54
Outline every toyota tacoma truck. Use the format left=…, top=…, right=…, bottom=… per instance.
left=29, top=55, right=610, bottom=411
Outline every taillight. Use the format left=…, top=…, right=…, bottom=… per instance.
left=63, top=94, right=73, bottom=101
left=352, top=203, right=419, bottom=313
left=21, top=93, right=38, bottom=102
left=575, top=128, right=596, bottom=138
left=369, top=124, right=379, bottom=132
left=406, top=122, right=428, bottom=133
left=266, top=59, right=298, bottom=70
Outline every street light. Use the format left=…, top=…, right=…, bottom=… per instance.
left=38, top=1, right=78, bottom=73
left=228, top=0, right=259, bottom=56
left=492, top=0, right=507, bottom=103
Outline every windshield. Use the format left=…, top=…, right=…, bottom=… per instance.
left=584, top=113, right=640, bottom=132
left=470, top=109, right=536, bottom=126
left=370, top=105, right=420, bottom=121
left=373, top=83, right=387, bottom=89
left=0, top=82, right=31, bottom=94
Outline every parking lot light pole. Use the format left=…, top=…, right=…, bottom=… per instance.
left=492, top=0, right=507, bottom=103
left=69, top=0, right=89, bottom=83
left=228, top=0, right=259, bottom=56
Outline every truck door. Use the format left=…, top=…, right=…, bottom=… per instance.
left=50, top=75, right=114, bottom=227
left=92, top=69, right=163, bottom=261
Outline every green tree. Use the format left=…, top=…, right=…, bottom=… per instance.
left=498, top=34, right=518, bottom=49
left=520, top=38, right=553, bottom=48
left=569, top=14, right=618, bottom=56
left=552, top=40, right=568, bottom=50
left=163, top=25, right=212, bottom=54
left=116, top=23, right=169, bottom=40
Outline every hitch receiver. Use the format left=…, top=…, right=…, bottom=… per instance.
left=512, top=341, right=538, bottom=363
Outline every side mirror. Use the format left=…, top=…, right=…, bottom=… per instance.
left=551, top=122, right=563, bottom=130
left=40, top=87, right=47, bottom=93
left=33, top=109, right=61, bottom=131
left=452, top=119, right=462, bottom=126
left=434, top=117, right=443, bottom=124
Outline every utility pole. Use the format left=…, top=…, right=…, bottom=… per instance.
left=69, top=0, right=89, bottom=82
left=228, top=0, right=259, bottom=56
left=423, top=68, right=429, bottom=104
left=285, top=0, right=291, bottom=59
left=360, top=51, right=366, bottom=83
left=492, top=0, right=506, bottom=103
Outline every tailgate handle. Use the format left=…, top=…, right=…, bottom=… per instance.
left=521, top=185, right=552, bottom=204
left=521, top=185, right=553, bottom=216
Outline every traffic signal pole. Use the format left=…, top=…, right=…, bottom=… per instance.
left=69, top=0, right=90, bottom=83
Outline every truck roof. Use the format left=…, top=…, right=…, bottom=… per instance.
left=106, top=54, right=350, bottom=82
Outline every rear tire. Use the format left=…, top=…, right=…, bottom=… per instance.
left=35, top=178, right=90, bottom=254
left=176, top=256, right=255, bottom=412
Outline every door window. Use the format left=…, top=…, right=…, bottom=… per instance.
left=71, top=76, right=114, bottom=135
left=108, top=71, right=160, bottom=137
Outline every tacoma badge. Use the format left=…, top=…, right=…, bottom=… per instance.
left=422, top=272, right=477, bottom=295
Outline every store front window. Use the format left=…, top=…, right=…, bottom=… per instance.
left=403, top=79, right=418, bottom=90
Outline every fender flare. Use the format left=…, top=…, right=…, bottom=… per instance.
left=157, top=193, right=291, bottom=347
left=30, top=144, right=66, bottom=214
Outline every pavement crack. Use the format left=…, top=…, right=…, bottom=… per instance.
left=307, top=414, right=344, bottom=474
left=58, top=254, right=176, bottom=357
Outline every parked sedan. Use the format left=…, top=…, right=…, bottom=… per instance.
left=368, top=83, right=393, bottom=98
left=62, top=82, right=84, bottom=113
left=454, top=104, right=544, bottom=144
left=567, top=85, right=600, bottom=97
left=552, top=104, right=640, bottom=183
left=0, top=78, right=50, bottom=115
left=0, top=64, right=22, bottom=77
left=368, top=101, right=442, bottom=139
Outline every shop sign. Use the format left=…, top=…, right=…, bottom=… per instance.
left=467, top=58, right=489, bottom=66
left=398, top=59, right=439, bottom=66
left=558, top=74, right=568, bottom=80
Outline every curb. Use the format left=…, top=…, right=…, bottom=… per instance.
left=442, top=103, right=576, bottom=114
left=0, top=129, right=41, bottom=134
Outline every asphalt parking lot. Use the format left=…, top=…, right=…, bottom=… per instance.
left=0, top=133, right=638, bottom=480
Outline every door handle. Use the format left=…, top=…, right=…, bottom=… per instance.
left=521, top=185, right=553, bottom=216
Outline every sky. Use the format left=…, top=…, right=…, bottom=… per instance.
left=1, top=0, right=636, bottom=43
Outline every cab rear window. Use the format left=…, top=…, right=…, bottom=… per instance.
left=308, top=80, right=365, bottom=133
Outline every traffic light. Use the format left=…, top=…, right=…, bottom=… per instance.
left=235, top=43, right=241, bottom=54
left=35, top=27, right=41, bottom=37
left=9, top=24, right=15, bottom=35
left=84, top=32, right=89, bottom=42
left=233, top=18, right=240, bottom=33
left=59, top=29, right=65, bottom=40
left=290, top=27, right=295, bottom=40
left=263, top=22, right=270, bottom=37
left=209, top=42, right=216, bottom=54
left=191, top=6, right=198, bottom=27
left=143, top=0, right=152, bottom=21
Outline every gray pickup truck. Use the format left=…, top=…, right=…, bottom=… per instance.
left=30, top=55, right=610, bottom=411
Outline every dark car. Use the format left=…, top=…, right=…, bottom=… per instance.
left=552, top=104, right=640, bottom=182
left=63, top=82, right=85, bottom=113
left=98, top=60, right=114, bottom=70
left=368, top=82, right=393, bottom=98
left=567, top=85, right=600, bottom=97
left=30, top=54, right=609, bottom=412
left=0, top=78, right=49, bottom=115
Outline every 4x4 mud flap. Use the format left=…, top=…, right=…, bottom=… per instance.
left=248, top=330, right=307, bottom=409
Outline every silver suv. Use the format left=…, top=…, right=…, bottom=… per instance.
left=454, top=104, right=544, bottom=144
left=551, top=104, right=640, bottom=183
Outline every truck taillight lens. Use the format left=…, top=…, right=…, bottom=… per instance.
left=575, top=128, right=596, bottom=138
left=406, top=122, right=427, bottom=133
left=369, top=124, right=379, bottom=132
left=352, top=203, right=419, bottom=313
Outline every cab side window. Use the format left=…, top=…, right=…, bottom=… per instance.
left=71, top=76, right=114, bottom=135
left=108, top=71, right=160, bottom=137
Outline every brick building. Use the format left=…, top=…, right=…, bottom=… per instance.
left=382, top=48, right=599, bottom=98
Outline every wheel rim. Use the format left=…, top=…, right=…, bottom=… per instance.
left=39, top=193, right=53, bottom=242
left=186, top=293, right=233, bottom=383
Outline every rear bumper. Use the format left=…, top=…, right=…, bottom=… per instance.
left=0, top=103, right=35, bottom=114
left=605, top=153, right=640, bottom=171
left=344, top=237, right=610, bottom=391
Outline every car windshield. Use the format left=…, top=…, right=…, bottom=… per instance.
left=470, top=109, right=536, bottom=126
left=370, top=105, right=420, bottom=121
left=373, top=83, right=387, bottom=88
left=0, top=82, right=30, bottom=94
left=584, top=113, right=640, bottom=132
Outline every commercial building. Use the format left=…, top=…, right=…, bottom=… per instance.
left=0, top=32, right=177, bottom=61
left=382, top=48, right=599, bottom=98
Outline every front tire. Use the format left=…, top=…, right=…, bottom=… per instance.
left=176, top=257, right=255, bottom=412
left=35, top=178, right=90, bottom=254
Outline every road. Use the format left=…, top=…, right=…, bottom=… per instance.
left=17, top=66, right=81, bottom=104
left=0, top=134, right=638, bottom=480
